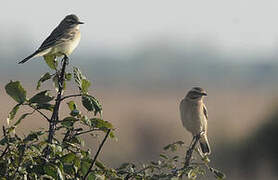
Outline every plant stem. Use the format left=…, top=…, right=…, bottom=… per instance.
left=184, top=134, right=200, bottom=168
left=83, top=129, right=111, bottom=180
left=60, top=94, right=82, bottom=101
left=47, top=56, right=68, bottom=148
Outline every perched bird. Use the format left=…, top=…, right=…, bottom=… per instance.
left=18, top=14, right=84, bottom=64
left=179, top=87, right=211, bottom=155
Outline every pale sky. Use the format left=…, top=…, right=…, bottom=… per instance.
left=2, top=0, right=278, bottom=55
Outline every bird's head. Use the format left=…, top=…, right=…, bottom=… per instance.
left=186, top=87, right=207, bottom=101
left=60, top=14, right=84, bottom=28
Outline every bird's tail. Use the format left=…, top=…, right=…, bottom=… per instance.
left=18, top=51, right=39, bottom=64
left=199, top=134, right=211, bottom=155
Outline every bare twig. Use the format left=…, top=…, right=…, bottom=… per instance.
left=83, top=129, right=111, bottom=180
left=75, top=128, right=103, bottom=136
left=60, top=94, right=82, bottom=101
left=27, top=104, right=50, bottom=122
left=184, top=134, right=201, bottom=168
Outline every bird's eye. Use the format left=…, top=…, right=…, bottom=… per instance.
left=66, top=19, right=75, bottom=24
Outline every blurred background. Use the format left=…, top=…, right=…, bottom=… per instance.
left=1, top=1, right=278, bottom=179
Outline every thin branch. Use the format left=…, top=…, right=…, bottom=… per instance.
left=83, top=129, right=111, bottom=180
left=60, top=94, right=82, bottom=101
left=28, top=105, right=50, bottom=122
left=184, top=134, right=201, bottom=168
left=75, top=128, right=102, bottom=136
left=45, top=56, right=68, bottom=158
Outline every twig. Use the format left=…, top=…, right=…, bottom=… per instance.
left=184, top=134, right=201, bottom=168
left=83, top=129, right=111, bottom=180
left=75, top=128, right=103, bottom=136
left=45, top=56, right=68, bottom=157
left=27, top=104, right=50, bottom=122
left=60, top=94, right=82, bottom=101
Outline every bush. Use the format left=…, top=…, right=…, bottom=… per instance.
left=1, top=57, right=225, bottom=179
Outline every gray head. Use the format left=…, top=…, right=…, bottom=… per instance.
left=59, top=14, right=84, bottom=28
left=186, top=87, right=207, bottom=101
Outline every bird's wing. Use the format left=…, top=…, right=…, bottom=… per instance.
left=203, top=105, right=208, bottom=120
left=36, top=26, right=68, bottom=52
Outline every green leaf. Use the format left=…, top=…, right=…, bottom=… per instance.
left=29, top=90, right=54, bottom=104
left=23, top=131, right=44, bottom=143
left=67, top=101, right=77, bottom=111
left=81, top=79, right=91, bottom=94
left=61, top=117, right=77, bottom=128
left=82, top=95, right=102, bottom=116
left=14, top=113, right=31, bottom=126
left=44, top=163, right=58, bottom=179
left=44, top=55, right=58, bottom=70
left=5, top=81, right=26, bottom=103
left=61, top=153, right=76, bottom=163
left=95, top=161, right=106, bottom=170
left=73, top=67, right=91, bottom=93
left=7, top=104, right=20, bottom=123
left=90, top=118, right=113, bottom=130
left=81, top=160, right=91, bottom=175
left=65, top=73, right=72, bottom=81
left=87, top=172, right=97, bottom=180
left=37, top=72, right=52, bottom=90
left=37, top=103, right=54, bottom=111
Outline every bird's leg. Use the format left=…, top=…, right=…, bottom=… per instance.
left=61, top=54, right=69, bottom=65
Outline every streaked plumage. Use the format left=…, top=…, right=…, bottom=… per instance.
left=180, top=87, right=211, bottom=155
left=19, top=14, right=84, bottom=64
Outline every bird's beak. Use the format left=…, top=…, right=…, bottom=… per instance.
left=77, top=21, right=84, bottom=24
left=201, top=92, right=207, bottom=96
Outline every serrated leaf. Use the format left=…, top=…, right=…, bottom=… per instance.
left=44, top=55, right=58, bottom=70
left=82, top=95, right=102, bottom=116
left=5, top=81, right=26, bottom=103
left=29, top=90, right=54, bottom=104
left=37, top=72, right=52, bottom=90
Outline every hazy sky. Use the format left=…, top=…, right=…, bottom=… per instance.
left=2, top=0, right=278, bottom=55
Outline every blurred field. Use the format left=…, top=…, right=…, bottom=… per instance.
left=1, top=40, right=278, bottom=179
